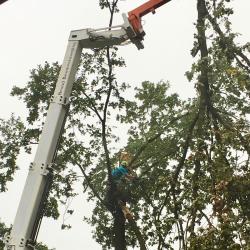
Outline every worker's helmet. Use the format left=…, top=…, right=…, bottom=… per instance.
left=120, top=151, right=131, bottom=162
left=121, top=161, right=128, bottom=167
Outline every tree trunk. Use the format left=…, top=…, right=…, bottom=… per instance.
left=113, top=208, right=126, bottom=250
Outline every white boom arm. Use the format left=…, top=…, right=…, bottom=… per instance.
left=4, top=15, right=143, bottom=250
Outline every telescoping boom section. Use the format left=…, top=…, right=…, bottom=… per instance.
left=4, top=1, right=170, bottom=249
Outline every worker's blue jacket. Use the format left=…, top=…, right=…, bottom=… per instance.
left=112, top=166, right=128, bottom=183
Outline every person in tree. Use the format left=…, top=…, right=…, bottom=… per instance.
left=111, top=160, right=136, bottom=220
left=112, top=160, right=135, bottom=183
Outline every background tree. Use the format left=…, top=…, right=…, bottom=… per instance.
left=87, top=0, right=250, bottom=249
left=0, top=221, right=10, bottom=250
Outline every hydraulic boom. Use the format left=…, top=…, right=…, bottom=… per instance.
left=4, top=1, right=171, bottom=249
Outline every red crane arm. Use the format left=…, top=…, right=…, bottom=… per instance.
left=128, top=0, right=171, bottom=36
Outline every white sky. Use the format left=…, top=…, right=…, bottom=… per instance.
left=0, top=0, right=249, bottom=249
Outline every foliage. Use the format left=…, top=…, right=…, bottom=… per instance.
left=0, top=115, right=24, bottom=192
left=35, top=242, right=50, bottom=250
left=0, top=0, right=250, bottom=249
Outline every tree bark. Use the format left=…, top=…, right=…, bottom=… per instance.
left=113, top=209, right=126, bottom=250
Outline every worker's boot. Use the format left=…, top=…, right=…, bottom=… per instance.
left=122, top=207, right=133, bottom=220
left=118, top=201, right=133, bottom=220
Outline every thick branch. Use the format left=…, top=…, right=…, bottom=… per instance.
left=189, top=159, right=202, bottom=236
left=172, top=191, right=186, bottom=250
left=62, top=148, right=108, bottom=209
left=205, top=3, right=250, bottom=71
left=159, top=110, right=200, bottom=218
left=128, top=218, right=147, bottom=250
left=196, top=0, right=212, bottom=112
left=75, top=161, right=107, bottom=207
left=102, top=0, right=119, bottom=187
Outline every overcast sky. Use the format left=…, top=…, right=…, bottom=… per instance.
left=0, top=0, right=249, bottom=249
